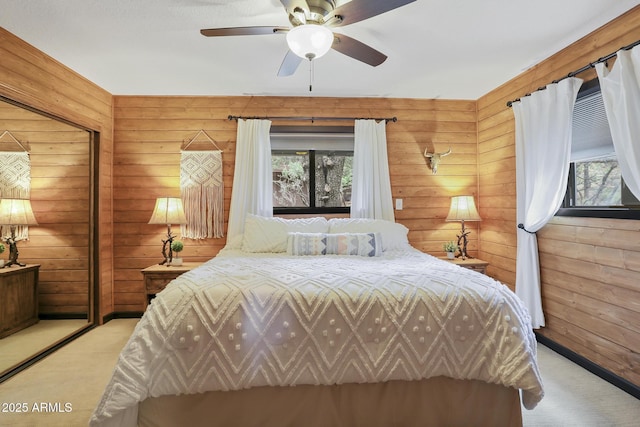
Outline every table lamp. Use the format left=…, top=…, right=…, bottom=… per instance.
left=0, top=198, right=38, bottom=267
left=148, top=197, right=187, bottom=265
left=446, top=195, right=481, bottom=260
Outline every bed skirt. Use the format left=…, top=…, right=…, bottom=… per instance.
left=138, top=377, right=523, bottom=427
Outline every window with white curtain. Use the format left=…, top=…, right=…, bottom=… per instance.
left=558, top=79, right=640, bottom=219
left=270, top=127, right=353, bottom=214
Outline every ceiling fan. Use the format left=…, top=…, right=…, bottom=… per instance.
left=200, top=0, right=417, bottom=77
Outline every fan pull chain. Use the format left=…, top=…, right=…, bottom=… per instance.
left=309, top=59, right=313, bottom=92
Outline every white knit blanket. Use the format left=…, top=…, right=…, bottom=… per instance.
left=90, top=248, right=543, bottom=427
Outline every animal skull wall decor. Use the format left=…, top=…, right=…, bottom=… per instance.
left=423, top=147, right=451, bottom=174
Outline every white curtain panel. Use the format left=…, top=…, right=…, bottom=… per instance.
left=226, top=119, right=273, bottom=248
left=513, top=77, right=583, bottom=329
left=596, top=45, right=640, bottom=200
left=351, top=119, right=395, bottom=221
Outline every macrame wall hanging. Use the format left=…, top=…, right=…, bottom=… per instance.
left=0, top=130, right=32, bottom=240
left=180, top=130, right=224, bottom=239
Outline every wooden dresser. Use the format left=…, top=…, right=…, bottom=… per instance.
left=0, top=264, right=40, bottom=339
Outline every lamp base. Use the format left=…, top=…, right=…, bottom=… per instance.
left=455, top=251, right=474, bottom=261
left=158, top=225, right=176, bottom=266
left=455, top=220, right=473, bottom=260
left=2, top=228, right=25, bottom=268
left=4, top=260, right=26, bottom=268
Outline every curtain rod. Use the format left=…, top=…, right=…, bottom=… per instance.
left=228, top=115, right=398, bottom=123
left=506, top=39, right=640, bottom=108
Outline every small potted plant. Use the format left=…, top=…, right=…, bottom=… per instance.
left=170, top=240, right=184, bottom=266
left=0, top=242, right=5, bottom=268
left=443, top=241, right=457, bottom=259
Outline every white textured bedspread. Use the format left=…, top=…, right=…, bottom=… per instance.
left=90, top=248, right=543, bottom=427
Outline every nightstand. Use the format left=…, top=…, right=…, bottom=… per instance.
left=141, top=262, right=202, bottom=306
left=0, top=264, right=40, bottom=338
left=439, top=257, right=489, bottom=275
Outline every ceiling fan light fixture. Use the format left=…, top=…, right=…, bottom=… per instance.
left=286, top=24, right=333, bottom=60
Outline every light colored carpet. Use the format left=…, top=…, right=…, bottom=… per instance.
left=0, top=318, right=638, bottom=426
left=0, top=319, right=89, bottom=374
left=0, top=319, right=137, bottom=427
left=522, top=344, right=640, bottom=426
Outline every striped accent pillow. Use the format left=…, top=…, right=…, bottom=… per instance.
left=326, top=232, right=382, bottom=257
left=287, top=232, right=382, bottom=257
left=287, top=232, right=327, bottom=256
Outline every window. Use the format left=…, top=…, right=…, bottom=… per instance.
left=271, top=127, right=353, bottom=214
left=568, top=158, right=622, bottom=206
left=557, top=79, right=640, bottom=219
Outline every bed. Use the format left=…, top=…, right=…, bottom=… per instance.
left=90, top=216, right=544, bottom=427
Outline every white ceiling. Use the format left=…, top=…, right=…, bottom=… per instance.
left=1, top=0, right=638, bottom=99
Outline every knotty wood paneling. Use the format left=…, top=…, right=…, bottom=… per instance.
left=112, top=96, right=478, bottom=312
left=477, top=6, right=640, bottom=387
left=0, top=28, right=113, bottom=321
left=0, top=102, right=90, bottom=315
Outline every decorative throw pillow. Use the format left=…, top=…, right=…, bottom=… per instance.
left=325, top=232, right=382, bottom=257
left=286, top=232, right=327, bottom=256
left=287, top=232, right=382, bottom=257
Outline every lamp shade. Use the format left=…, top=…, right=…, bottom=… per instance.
left=446, top=196, right=481, bottom=222
left=148, top=197, right=187, bottom=225
left=0, top=198, right=38, bottom=226
left=286, top=24, right=333, bottom=60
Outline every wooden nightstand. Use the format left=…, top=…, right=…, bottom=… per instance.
left=0, top=264, right=40, bottom=338
left=141, top=262, right=202, bottom=306
left=439, top=257, right=489, bottom=275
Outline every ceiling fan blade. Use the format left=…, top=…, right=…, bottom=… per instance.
left=200, top=26, right=288, bottom=37
left=331, top=33, right=387, bottom=67
left=329, top=0, right=416, bottom=27
left=278, top=50, right=304, bottom=76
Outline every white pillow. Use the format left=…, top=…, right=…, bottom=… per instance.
left=242, top=214, right=329, bottom=253
left=327, top=218, right=409, bottom=251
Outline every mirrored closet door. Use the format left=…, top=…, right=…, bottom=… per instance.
left=0, top=97, right=97, bottom=381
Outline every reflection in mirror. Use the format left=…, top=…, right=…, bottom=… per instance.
left=0, top=97, right=96, bottom=381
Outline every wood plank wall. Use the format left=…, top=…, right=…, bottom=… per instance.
left=112, top=96, right=478, bottom=312
left=0, top=28, right=114, bottom=320
left=0, top=102, right=90, bottom=314
left=477, top=7, right=640, bottom=386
